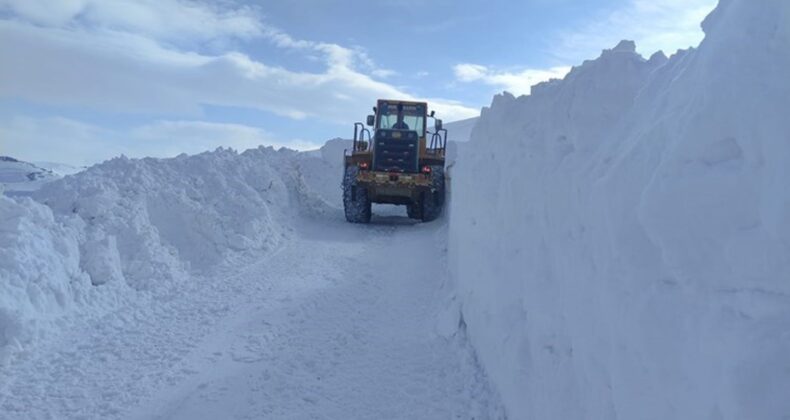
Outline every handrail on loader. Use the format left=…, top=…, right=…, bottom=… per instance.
left=428, top=129, right=447, bottom=154
left=353, top=122, right=372, bottom=152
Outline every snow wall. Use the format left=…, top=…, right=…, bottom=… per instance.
left=449, top=0, right=790, bottom=418
left=0, top=144, right=344, bottom=360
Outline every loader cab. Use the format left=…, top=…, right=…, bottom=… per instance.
left=350, top=99, right=447, bottom=170
left=374, top=102, right=426, bottom=137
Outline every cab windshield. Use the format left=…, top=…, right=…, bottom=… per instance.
left=377, top=103, right=425, bottom=135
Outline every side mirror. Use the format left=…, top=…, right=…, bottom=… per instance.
left=366, top=115, right=375, bottom=126
left=430, top=110, right=436, bottom=118
left=435, top=119, right=443, bottom=131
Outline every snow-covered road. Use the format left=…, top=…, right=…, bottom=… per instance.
left=1, top=209, right=501, bottom=420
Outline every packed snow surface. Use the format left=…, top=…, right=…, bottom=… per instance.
left=0, top=142, right=502, bottom=419
left=450, top=0, right=790, bottom=419
left=1, top=216, right=501, bottom=419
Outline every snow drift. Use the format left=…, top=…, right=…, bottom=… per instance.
left=450, top=0, right=790, bottom=418
left=0, top=144, right=342, bottom=360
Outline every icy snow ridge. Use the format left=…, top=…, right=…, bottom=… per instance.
left=450, top=0, right=790, bottom=418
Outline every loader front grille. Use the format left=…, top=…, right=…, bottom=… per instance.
left=373, top=129, right=419, bottom=173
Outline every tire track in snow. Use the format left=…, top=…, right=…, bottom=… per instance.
left=0, top=214, right=503, bottom=419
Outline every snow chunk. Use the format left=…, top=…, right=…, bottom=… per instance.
left=81, top=230, right=124, bottom=286
left=0, top=195, right=87, bottom=359
left=648, top=51, right=668, bottom=66
left=611, top=39, right=636, bottom=53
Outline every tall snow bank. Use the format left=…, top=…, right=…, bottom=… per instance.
left=36, top=148, right=295, bottom=288
left=450, top=0, right=790, bottom=418
left=0, top=145, right=337, bottom=359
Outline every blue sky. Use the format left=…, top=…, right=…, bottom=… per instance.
left=0, top=0, right=715, bottom=165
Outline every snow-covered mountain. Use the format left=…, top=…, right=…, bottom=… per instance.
left=0, top=156, right=61, bottom=192
left=33, top=161, right=85, bottom=176
left=450, top=0, right=790, bottom=418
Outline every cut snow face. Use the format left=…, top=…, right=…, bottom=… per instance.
left=434, top=117, right=479, bottom=143
left=446, top=117, right=478, bottom=143
left=450, top=0, right=790, bottom=419
left=0, top=195, right=85, bottom=352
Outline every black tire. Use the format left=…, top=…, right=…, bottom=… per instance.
left=343, top=166, right=372, bottom=223
left=406, top=202, right=423, bottom=220
left=421, top=165, right=446, bottom=222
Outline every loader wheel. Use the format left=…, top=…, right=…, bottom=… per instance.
left=343, top=166, right=371, bottom=223
left=406, top=202, right=423, bottom=220
left=421, top=165, right=445, bottom=222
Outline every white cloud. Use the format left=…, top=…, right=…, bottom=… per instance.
left=371, top=69, right=397, bottom=79
left=130, top=120, right=319, bottom=156
left=556, top=0, right=717, bottom=60
left=453, top=64, right=572, bottom=97
left=454, top=64, right=489, bottom=83
left=0, top=0, right=262, bottom=44
left=0, top=0, right=477, bottom=128
left=0, top=0, right=86, bottom=26
left=0, top=116, right=317, bottom=166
